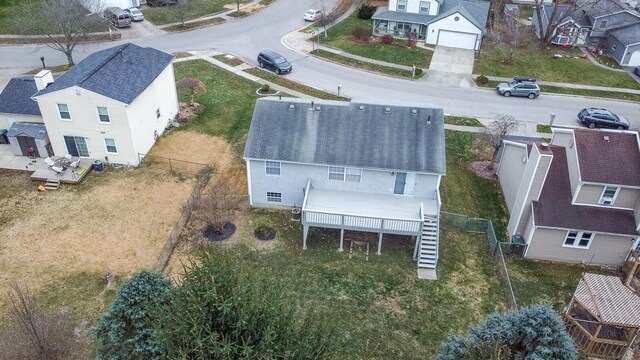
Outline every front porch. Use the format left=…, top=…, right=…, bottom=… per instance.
left=301, top=179, right=440, bottom=274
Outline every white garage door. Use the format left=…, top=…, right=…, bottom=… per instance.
left=628, top=50, right=640, bottom=67
left=437, top=30, right=478, bottom=50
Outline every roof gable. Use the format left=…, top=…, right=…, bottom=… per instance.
left=609, top=22, right=640, bottom=45
left=0, top=77, right=41, bottom=116
left=574, top=129, right=640, bottom=186
left=433, top=0, right=490, bottom=30
left=243, top=98, right=446, bottom=174
left=34, top=43, right=173, bottom=105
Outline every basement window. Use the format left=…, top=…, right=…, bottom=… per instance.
left=267, top=192, right=281, bottom=203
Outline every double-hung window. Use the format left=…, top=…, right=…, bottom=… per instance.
left=104, top=138, right=118, bottom=154
left=57, top=104, right=71, bottom=120
left=267, top=192, right=282, bottom=203
left=419, top=1, right=430, bottom=14
left=563, top=231, right=594, bottom=249
left=97, top=106, right=110, bottom=123
left=397, top=0, right=407, bottom=11
left=328, top=166, right=362, bottom=182
left=265, top=161, right=281, bottom=176
left=598, top=186, right=619, bottom=205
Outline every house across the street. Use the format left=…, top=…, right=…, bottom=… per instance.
left=498, top=128, right=640, bottom=266
left=243, top=97, right=446, bottom=277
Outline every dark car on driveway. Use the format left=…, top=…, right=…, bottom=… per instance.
left=578, top=108, right=630, bottom=130
left=257, top=50, right=292, bottom=75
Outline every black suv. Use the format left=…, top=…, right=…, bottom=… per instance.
left=577, top=108, right=630, bottom=130
left=257, top=50, right=292, bottom=75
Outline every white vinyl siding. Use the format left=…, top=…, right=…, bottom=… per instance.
left=155, top=108, right=161, bottom=120
left=265, top=161, right=281, bottom=176
left=57, top=103, right=71, bottom=120
left=563, top=230, right=594, bottom=249
left=266, top=192, right=281, bottom=203
left=104, top=138, right=118, bottom=154
left=598, top=186, right=619, bottom=205
left=97, top=106, right=111, bottom=123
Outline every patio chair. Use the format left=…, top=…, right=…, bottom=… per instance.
left=51, top=165, right=64, bottom=175
left=44, top=157, right=55, bottom=167
left=65, top=154, right=72, bottom=160
left=70, top=159, right=80, bottom=169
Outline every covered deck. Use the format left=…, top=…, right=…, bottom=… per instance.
left=301, top=179, right=438, bottom=256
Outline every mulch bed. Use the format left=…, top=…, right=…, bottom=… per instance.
left=257, top=88, right=278, bottom=96
left=254, top=227, right=276, bottom=241
left=469, top=160, right=497, bottom=180
left=204, top=222, right=236, bottom=241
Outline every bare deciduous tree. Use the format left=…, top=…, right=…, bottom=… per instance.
left=173, top=0, right=193, bottom=27
left=13, top=0, right=107, bottom=66
left=0, top=283, right=74, bottom=360
left=484, top=114, right=518, bottom=169
left=489, top=17, right=530, bottom=65
left=176, top=78, right=206, bottom=105
left=193, top=177, right=241, bottom=234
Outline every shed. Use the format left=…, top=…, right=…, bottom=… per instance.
left=6, top=122, right=50, bottom=158
left=564, top=273, right=640, bottom=359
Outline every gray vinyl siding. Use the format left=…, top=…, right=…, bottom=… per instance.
left=635, top=197, right=640, bottom=227
left=516, top=155, right=551, bottom=234
left=526, top=227, right=635, bottom=265
left=551, top=131, right=579, bottom=194
left=575, top=184, right=639, bottom=208
left=248, top=159, right=439, bottom=207
left=607, top=35, right=626, bottom=64
left=497, top=143, right=528, bottom=213
left=523, top=211, right=534, bottom=242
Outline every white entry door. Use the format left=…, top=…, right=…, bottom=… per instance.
left=394, top=172, right=416, bottom=195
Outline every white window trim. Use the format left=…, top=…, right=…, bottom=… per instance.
left=57, top=103, right=71, bottom=121
left=419, top=1, right=429, bottom=13
left=328, top=166, right=345, bottom=181
left=265, top=161, right=281, bottom=176
left=96, top=106, right=111, bottom=123
left=397, top=0, right=407, bottom=11
left=328, top=166, right=362, bottom=182
left=598, top=186, right=620, bottom=205
left=345, top=167, right=362, bottom=182
left=266, top=192, right=282, bottom=203
left=104, top=138, right=118, bottom=154
left=562, top=230, right=594, bottom=249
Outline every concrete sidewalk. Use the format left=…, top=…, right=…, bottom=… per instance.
left=155, top=0, right=263, bottom=29
left=482, top=75, right=640, bottom=94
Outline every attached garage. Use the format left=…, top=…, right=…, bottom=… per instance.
left=628, top=50, right=640, bottom=67
left=437, top=30, right=478, bottom=50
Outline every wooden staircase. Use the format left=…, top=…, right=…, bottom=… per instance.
left=44, top=179, right=60, bottom=190
left=418, top=216, right=439, bottom=269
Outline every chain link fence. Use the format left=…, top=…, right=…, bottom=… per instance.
left=441, top=211, right=517, bottom=309
left=138, top=153, right=208, bottom=175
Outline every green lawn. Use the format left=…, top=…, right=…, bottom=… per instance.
left=163, top=17, right=225, bottom=31
left=444, top=116, right=483, bottom=127
left=311, top=49, right=417, bottom=78
left=244, top=67, right=350, bottom=101
left=0, top=0, right=21, bottom=34
left=318, top=14, right=433, bottom=68
left=143, top=0, right=249, bottom=25
left=483, top=80, right=640, bottom=102
left=192, top=210, right=506, bottom=359
left=440, top=131, right=508, bottom=240
left=475, top=42, right=640, bottom=89
left=505, top=257, right=611, bottom=311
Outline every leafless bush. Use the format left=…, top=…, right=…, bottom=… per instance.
left=192, top=176, right=242, bottom=234
left=406, top=29, right=418, bottom=48
left=0, top=283, right=74, bottom=360
left=482, top=114, right=518, bottom=169
left=352, top=26, right=371, bottom=43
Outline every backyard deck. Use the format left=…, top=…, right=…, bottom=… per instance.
left=0, top=144, right=94, bottom=184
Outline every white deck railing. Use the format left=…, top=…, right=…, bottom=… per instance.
left=303, top=210, right=421, bottom=234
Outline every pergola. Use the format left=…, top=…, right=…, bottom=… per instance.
left=564, top=273, right=640, bottom=359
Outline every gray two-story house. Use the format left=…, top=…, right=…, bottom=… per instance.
left=497, top=128, right=640, bottom=266
left=243, top=97, right=446, bottom=273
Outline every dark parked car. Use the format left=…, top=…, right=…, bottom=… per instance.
left=257, top=50, right=292, bottom=75
left=635, top=66, right=640, bottom=76
left=496, top=80, right=540, bottom=99
left=577, top=108, right=629, bottom=130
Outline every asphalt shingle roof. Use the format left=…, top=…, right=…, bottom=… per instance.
left=7, top=122, right=47, bottom=140
left=532, top=145, right=638, bottom=235
left=34, top=43, right=173, bottom=104
left=609, top=23, right=640, bottom=45
left=575, top=129, right=640, bottom=186
left=243, top=98, right=446, bottom=174
left=372, top=6, right=436, bottom=23
left=0, top=77, right=41, bottom=116
left=372, top=0, right=489, bottom=30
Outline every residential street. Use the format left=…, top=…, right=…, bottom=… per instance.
left=0, top=0, right=638, bottom=128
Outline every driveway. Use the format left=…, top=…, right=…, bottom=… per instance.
left=429, top=46, right=475, bottom=74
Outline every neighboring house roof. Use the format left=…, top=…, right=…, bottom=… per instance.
left=532, top=145, right=638, bottom=235
left=574, top=273, right=640, bottom=327
left=577, top=0, right=628, bottom=18
left=244, top=98, right=446, bottom=174
left=609, top=22, right=640, bottom=44
left=372, top=0, right=490, bottom=30
left=372, top=6, right=436, bottom=24
left=34, top=43, right=173, bottom=105
left=574, top=129, right=640, bottom=186
left=7, top=122, right=47, bottom=140
left=0, top=77, right=41, bottom=116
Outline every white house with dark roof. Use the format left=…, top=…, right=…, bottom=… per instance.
left=371, top=0, right=490, bottom=50
left=243, top=97, right=446, bottom=275
left=32, top=43, right=178, bottom=166
left=497, top=128, right=640, bottom=266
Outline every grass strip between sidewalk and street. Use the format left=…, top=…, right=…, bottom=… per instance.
left=244, top=67, right=350, bottom=101
left=444, top=116, right=483, bottom=127
left=213, top=54, right=244, bottom=67
left=162, top=17, right=225, bottom=32
left=311, top=49, right=419, bottom=79
left=481, top=80, right=640, bottom=102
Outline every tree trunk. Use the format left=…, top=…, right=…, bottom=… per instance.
left=489, top=147, right=499, bottom=170
left=65, top=52, right=74, bottom=66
